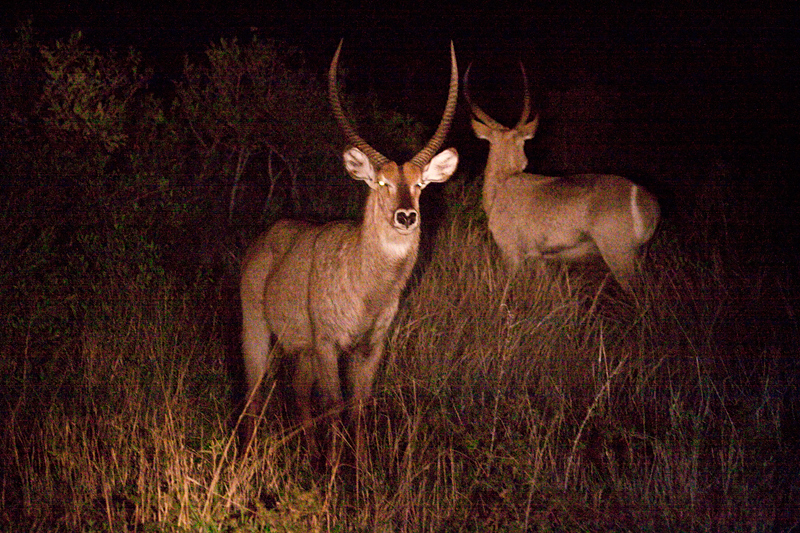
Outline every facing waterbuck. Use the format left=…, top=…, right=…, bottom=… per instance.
left=465, top=64, right=660, bottom=293
left=239, top=41, right=459, bottom=459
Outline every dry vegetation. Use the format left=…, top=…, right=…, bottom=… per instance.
left=1, top=25, right=798, bottom=533
left=3, top=186, right=797, bottom=532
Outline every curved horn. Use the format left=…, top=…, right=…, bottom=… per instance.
left=463, top=62, right=504, bottom=130
left=409, top=41, right=459, bottom=168
left=465, top=61, right=533, bottom=130
left=328, top=39, right=390, bottom=169
left=515, top=61, right=532, bottom=127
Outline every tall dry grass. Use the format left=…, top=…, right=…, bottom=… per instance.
left=2, top=186, right=797, bottom=532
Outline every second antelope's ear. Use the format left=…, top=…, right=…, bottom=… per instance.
left=471, top=118, right=493, bottom=141
left=519, top=115, right=539, bottom=140
left=343, top=146, right=378, bottom=184
left=421, top=148, right=458, bottom=186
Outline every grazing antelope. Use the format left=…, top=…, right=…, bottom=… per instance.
left=465, top=64, right=660, bottom=293
left=239, top=41, right=459, bottom=459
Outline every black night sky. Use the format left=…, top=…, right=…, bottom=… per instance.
left=3, top=2, right=798, bottom=199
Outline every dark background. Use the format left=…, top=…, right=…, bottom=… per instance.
left=3, top=2, right=798, bottom=216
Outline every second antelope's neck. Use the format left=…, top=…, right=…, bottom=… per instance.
left=481, top=159, right=514, bottom=214
left=481, top=145, right=527, bottom=212
left=481, top=147, right=541, bottom=213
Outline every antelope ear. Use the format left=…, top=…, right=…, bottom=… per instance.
left=343, top=147, right=378, bottom=185
left=519, top=115, right=539, bottom=140
left=471, top=119, right=493, bottom=141
left=421, top=148, right=458, bottom=185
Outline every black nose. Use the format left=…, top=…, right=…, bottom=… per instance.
left=395, top=209, right=418, bottom=229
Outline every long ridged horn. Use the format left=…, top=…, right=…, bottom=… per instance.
left=515, top=61, right=531, bottom=127
left=409, top=41, right=459, bottom=169
left=328, top=39, right=390, bottom=169
left=463, top=62, right=504, bottom=129
left=465, top=61, right=533, bottom=129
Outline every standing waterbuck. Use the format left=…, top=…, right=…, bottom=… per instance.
left=465, top=64, right=660, bottom=293
left=239, top=41, right=459, bottom=458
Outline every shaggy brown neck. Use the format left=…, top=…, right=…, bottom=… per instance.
left=350, top=196, right=420, bottom=302
left=482, top=155, right=513, bottom=213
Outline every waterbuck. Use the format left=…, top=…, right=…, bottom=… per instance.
left=465, top=64, right=660, bottom=293
left=239, top=41, right=459, bottom=459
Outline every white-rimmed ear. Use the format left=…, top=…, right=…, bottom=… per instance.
left=421, top=148, right=458, bottom=186
left=343, top=147, right=378, bottom=186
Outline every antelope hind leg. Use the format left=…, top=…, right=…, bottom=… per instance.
left=599, top=247, right=638, bottom=294
left=239, top=310, right=272, bottom=457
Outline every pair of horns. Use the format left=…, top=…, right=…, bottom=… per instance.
left=464, top=61, right=532, bottom=129
left=328, top=40, right=459, bottom=169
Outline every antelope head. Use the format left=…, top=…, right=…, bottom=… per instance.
left=464, top=62, right=539, bottom=176
left=329, top=41, right=459, bottom=238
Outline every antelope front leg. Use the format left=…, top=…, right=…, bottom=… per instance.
left=312, top=341, right=347, bottom=466
left=348, top=336, right=386, bottom=470
left=292, top=349, right=320, bottom=459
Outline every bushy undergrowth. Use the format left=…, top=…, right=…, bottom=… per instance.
left=1, top=23, right=798, bottom=533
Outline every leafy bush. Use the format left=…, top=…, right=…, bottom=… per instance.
left=39, top=30, right=145, bottom=156
left=176, top=37, right=337, bottom=224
